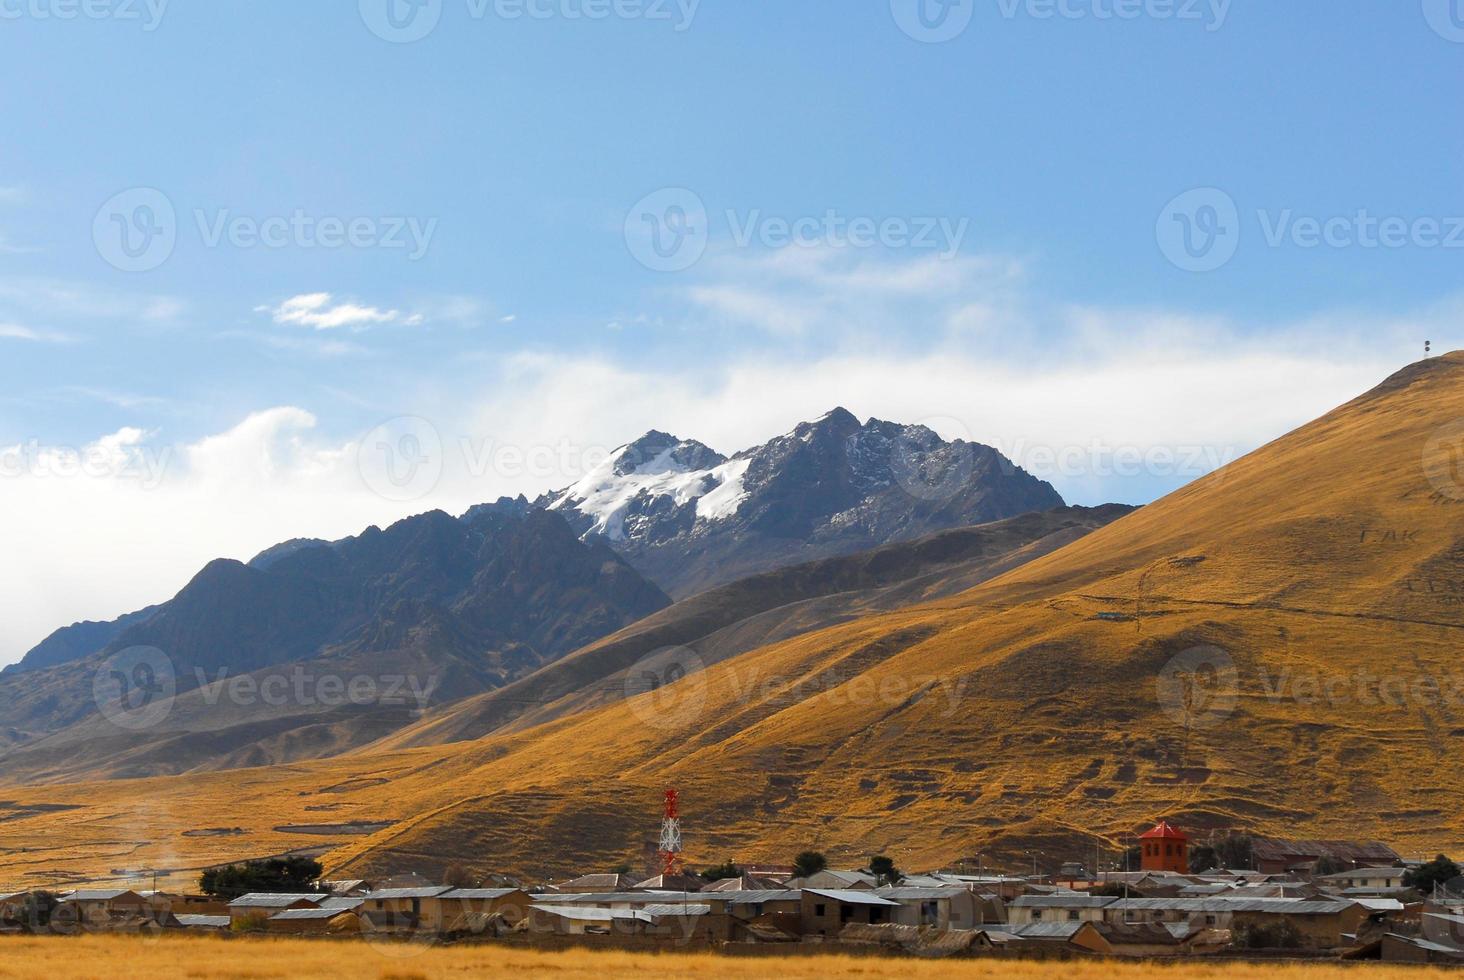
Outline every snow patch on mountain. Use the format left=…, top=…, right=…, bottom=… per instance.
left=695, top=458, right=752, bottom=522
left=546, top=438, right=746, bottom=540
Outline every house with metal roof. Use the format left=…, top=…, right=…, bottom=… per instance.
left=1007, top=893, right=1117, bottom=925
left=527, top=903, right=648, bottom=935
left=1104, top=895, right=1387, bottom=949
left=800, top=888, right=900, bottom=938
left=874, top=885, right=982, bottom=930
left=266, top=905, right=362, bottom=935
left=553, top=873, right=638, bottom=893
left=172, top=914, right=230, bottom=931
left=54, top=889, right=150, bottom=929
left=227, top=893, right=325, bottom=927
left=359, top=886, right=454, bottom=935
left=1316, top=866, right=1411, bottom=893
left=437, top=887, right=532, bottom=935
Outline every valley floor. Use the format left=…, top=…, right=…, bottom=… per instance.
left=0, top=936, right=1448, bottom=980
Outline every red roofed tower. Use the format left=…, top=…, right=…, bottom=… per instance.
left=1139, top=820, right=1189, bottom=873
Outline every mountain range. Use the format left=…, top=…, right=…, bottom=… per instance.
left=4, top=358, right=1458, bottom=889
left=0, top=409, right=1067, bottom=782
left=538, top=407, right=1064, bottom=597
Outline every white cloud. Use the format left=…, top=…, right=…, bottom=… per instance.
left=0, top=276, right=183, bottom=322
left=0, top=322, right=68, bottom=343
left=263, top=292, right=415, bottom=331
left=2, top=248, right=1458, bottom=668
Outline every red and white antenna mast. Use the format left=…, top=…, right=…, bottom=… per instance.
left=658, top=788, right=683, bottom=876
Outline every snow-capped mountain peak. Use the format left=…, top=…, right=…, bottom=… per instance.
left=536, top=409, right=1065, bottom=598
left=542, top=431, right=739, bottom=541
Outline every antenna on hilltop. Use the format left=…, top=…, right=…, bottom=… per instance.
left=1425, top=341, right=1432, bottom=358
left=658, top=788, right=683, bottom=877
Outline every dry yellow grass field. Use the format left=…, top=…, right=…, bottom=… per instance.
left=1, top=355, right=1462, bottom=887
left=0, top=936, right=1451, bottom=980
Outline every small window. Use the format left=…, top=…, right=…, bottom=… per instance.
left=814, top=904, right=825, bottom=917
left=1032, top=910, right=1043, bottom=920
left=1067, top=910, right=1079, bottom=921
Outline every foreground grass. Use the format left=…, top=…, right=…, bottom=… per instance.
left=0, top=936, right=1450, bottom=980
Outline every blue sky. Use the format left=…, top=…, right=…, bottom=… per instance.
left=1, top=1, right=1462, bottom=662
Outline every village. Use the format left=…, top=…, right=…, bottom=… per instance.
left=4, top=820, right=1463, bottom=966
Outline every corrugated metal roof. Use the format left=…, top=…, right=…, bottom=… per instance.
left=1354, top=899, right=1406, bottom=911
left=874, top=886, right=969, bottom=900
left=805, top=888, right=899, bottom=906
left=1426, top=912, right=1464, bottom=927
left=440, top=888, right=521, bottom=900
left=270, top=907, right=356, bottom=921
left=1007, top=921, right=1087, bottom=939
left=542, top=891, right=692, bottom=905
left=1011, top=894, right=1116, bottom=908
left=175, top=914, right=230, bottom=928
left=60, top=890, right=137, bottom=902
left=721, top=890, right=801, bottom=904
left=1317, top=867, right=1408, bottom=880
left=229, top=893, right=325, bottom=908
left=531, top=904, right=646, bottom=922
left=641, top=903, right=710, bottom=917
left=362, top=887, right=453, bottom=900
left=1390, top=934, right=1464, bottom=955
left=320, top=897, right=364, bottom=910
left=1108, top=897, right=1352, bottom=914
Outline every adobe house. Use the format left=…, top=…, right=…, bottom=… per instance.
left=266, top=906, right=361, bottom=935
left=1007, top=893, right=1116, bottom=925
left=227, top=893, right=324, bottom=928
left=144, top=891, right=228, bottom=917
left=53, top=890, right=150, bottom=929
left=1230, top=900, right=1373, bottom=950
left=437, top=887, right=532, bottom=934
left=1248, top=837, right=1401, bottom=876
left=359, top=886, right=453, bottom=934
left=1140, top=821, right=1190, bottom=874
left=800, top=888, right=900, bottom=938
left=874, top=885, right=982, bottom=930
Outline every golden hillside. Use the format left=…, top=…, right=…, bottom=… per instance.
left=2, top=355, right=1461, bottom=888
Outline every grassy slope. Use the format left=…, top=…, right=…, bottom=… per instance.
left=1, top=355, right=1461, bottom=888
left=0, top=936, right=1454, bottom=979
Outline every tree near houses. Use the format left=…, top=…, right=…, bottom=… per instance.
left=869, top=855, right=902, bottom=886
left=1201, top=832, right=1255, bottom=871
left=16, top=891, right=58, bottom=932
left=793, top=851, right=827, bottom=879
left=1188, top=844, right=1219, bottom=874
left=700, top=859, right=741, bottom=882
left=1405, top=855, right=1461, bottom=895
left=199, top=857, right=325, bottom=900
left=442, top=862, right=475, bottom=889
